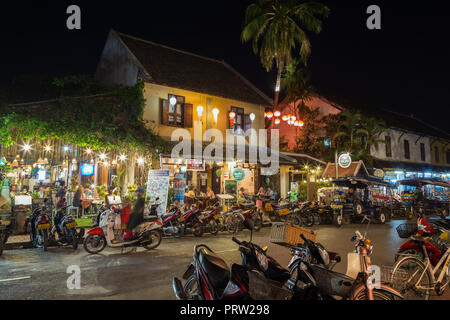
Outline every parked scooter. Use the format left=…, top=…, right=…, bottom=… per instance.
left=172, top=219, right=291, bottom=300
left=29, top=207, right=51, bottom=251
left=83, top=205, right=163, bottom=254
left=50, top=206, right=85, bottom=249
left=394, top=214, right=450, bottom=264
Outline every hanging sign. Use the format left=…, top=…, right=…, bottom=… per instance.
left=232, top=168, right=245, bottom=181
left=146, top=169, right=170, bottom=216
left=374, top=169, right=385, bottom=178
left=338, top=153, right=352, bottom=169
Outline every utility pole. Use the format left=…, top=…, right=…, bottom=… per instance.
left=335, top=150, right=338, bottom=179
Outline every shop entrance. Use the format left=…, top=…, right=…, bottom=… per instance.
left=212, top=166, right=221, bottom=195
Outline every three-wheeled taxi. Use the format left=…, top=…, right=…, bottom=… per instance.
left=330, top=176, right=394, bottom=227
left=398, top=179, right=449, bottom=219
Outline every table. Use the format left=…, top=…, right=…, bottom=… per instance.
left=217, top=194, right=236, bottom=212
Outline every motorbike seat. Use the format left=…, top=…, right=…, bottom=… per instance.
left=265, top=256, right=291, bottom=283
left=198, top=247, right=230, bottom=292
left=144, top=215, right=159, bottom=222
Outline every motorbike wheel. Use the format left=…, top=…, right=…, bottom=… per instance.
left=42, top=230, right=48, bottom=252
left=313, top=213, right=321, bottom=225
left=333, top=211, right=343, bottom=228
left=83, top=234, right=106, bottom=254
left=208, top=220, right=219, bottom=235
left=301, top=213, right=315, bottom=227
left=143, top=230, right=162, bottom=250
left=71, top=228, right=78, bottom=250
left=377, top=210, right=387, bottom=224
left=288, top=214, right=302, bottom=226
left=184, top=274, right=199, bottom=300
left=193, top=225, right=203, bottom=237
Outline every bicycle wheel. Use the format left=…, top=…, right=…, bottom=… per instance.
left=391, top=257, right=432, bottom=300
left=353, top=288, right=395, bottom=300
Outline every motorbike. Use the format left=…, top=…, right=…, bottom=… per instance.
left=161, top=205, right=185, bottom=237
left=29, top=206, right=51, bottom=251
left=290, top=229, right=403, bottom=300
left=198, top=203, right=222, bottom=235
left=395, top=214, right=450, bottom=264
left=177, top=207, right=204, bottom=237
left=50, top=206, right=85, bottom=249
left=172, top=219, right=292, bottom=300
left=83, top=204, right=163, bottom=254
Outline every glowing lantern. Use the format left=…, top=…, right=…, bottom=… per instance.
left=266, top=111, right=273, bottom=119
left=282, top=115, right=289, bottom=121
left=274, top=118, right=281, bottom=125
left=290, top=115, right=296, bottom=121
left=212, top=108, right=219, bottom=123
left=299, top=121, right=304, bottom=127
left=274, top=110, right=281, bottom=117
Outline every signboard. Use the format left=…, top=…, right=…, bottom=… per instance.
left=232, top=168, right=245, bottom=181
left=187, top=159, right=204, bottom=171
left=224, top=179, right=237, bottom=200
left=260, top=167, right=278, bottom=176
left=81, top=163, right=94, bottom=176
left=146, top=169, right=170, bottom=216
left=374, top=169, right=385, bottom=178
left=338, top=153, right=352, bottom=169
left=173, top=173, right=186, bottom=206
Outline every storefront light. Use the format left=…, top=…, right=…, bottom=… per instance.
left=169, top=96, right=177, bottom=106
left=197, top=105, right=204, bottom=118
left=212, top=108, right=219, bottom=123
left=249, top=113, right=255, bottom=122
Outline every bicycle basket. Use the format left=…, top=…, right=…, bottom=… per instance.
left=270, top=222, right=316, bottom=246
left=247, top=270, right=292, bottom=300
left=380, top=265, right=410, bottom=284
left=396, top=223, right=418, bottom=239
left=309, top=265, right=354, bottom=298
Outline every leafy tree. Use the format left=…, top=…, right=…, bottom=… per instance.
left=241, top=0, right=329, bottom=105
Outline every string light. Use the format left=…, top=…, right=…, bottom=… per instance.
left=99, top=153, right=106, bottom=160
left=23, top=144, right=31, bottom=152
left=119, top=154, right=126, bottom=161
left=137, top=157, right=145, bottom=165
left=44, top=145, right=51, bottom=152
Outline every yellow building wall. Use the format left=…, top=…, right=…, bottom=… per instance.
left=430, top=139, right=450, bottom=167
left=142, top=83, right=266, bottom=139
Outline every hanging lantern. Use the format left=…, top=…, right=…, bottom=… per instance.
left=290, top=115, right=296, bottom=121
left=299, top=120, right=304, bottom=127
left=274, top=110, right=281, bottom=117
left=229, top=111, right=236, bottom=120
left=264, top=112, right=267, bottom=118
left=282, top=115, right=289, bottom=121
left=294, top=121, right=300, bottom=127
left=274, top=118, right=281, bottom=125
left=266, top=111, right=273, bottom=119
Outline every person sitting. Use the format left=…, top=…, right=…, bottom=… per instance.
left=205, top=187, right=216, bottom=207
left=184, top=187, right=196, bottom=210
left=121, top=188, right=146, bottom=251
left=266, top=187, right=275, bottom=200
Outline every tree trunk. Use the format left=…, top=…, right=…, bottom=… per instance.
left=273, top=61, right=284, bottom=107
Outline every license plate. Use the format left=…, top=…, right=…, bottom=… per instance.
left=37, top=223, right=50, bottom=230
left=66, top=222, right=77, bottom=228
left=178, top=216, right=185, bottom=222
left=331, top=204, right=343, bottom=209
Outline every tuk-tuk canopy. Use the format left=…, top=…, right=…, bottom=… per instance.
left=398, top=179, right=450, bottom=188
left=332, top=176, right=393, bottom=189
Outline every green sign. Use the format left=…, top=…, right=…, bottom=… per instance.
left=338, top=153, right=352, bottom=169
left=232, top=168, right=245, bottom=181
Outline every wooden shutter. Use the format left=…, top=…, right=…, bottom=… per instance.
left=184, top=103, right=193, bottom=128
left=161, top=99, right=169, bottom=125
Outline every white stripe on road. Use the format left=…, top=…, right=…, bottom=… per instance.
left=0, top=276, right=31, bottom=282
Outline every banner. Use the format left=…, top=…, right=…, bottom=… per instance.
left=146, top=169, right=170, bottom=216
left=173, top=173, right=186, bottom=206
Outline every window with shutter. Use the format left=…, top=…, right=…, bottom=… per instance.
left=230, top=106, right=245, bottom=135
left=184, top=103, right=193, bottom=128
left=160, top=99, right=169, bottom=125
left=404, top=140, right=410, bottom=159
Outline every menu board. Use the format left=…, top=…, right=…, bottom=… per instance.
left=187, top=159, right=204, bottom=171
left=146, top=169, right=170, bottom=216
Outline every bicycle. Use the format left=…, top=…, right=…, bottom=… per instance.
left=390, top=233, right=450, bottom=300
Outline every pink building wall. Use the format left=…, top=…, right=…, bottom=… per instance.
left=269, top=96, right=343, bottom=151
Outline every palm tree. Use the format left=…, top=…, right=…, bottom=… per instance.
left=241, top=0, right=330, bottom=106
left=281, top=59, right=315, bottom=113
left=332, top=111, right=363, bottom=151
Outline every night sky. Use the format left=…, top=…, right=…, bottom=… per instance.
left=1, top=1, right=449, bottom=131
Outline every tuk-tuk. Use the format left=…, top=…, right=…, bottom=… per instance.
left=398, top=178, right=450, bottom=219
left=330, top=176, right=394, bottom=227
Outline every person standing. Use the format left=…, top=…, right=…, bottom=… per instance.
left=56, top=182, right=66, bottom=202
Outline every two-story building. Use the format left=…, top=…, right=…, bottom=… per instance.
left=95, top=29, right=287, bottom=195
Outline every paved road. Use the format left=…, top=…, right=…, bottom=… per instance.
left=0, top=219, right=448, bottom=300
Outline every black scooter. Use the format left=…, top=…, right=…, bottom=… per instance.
left=29, top=207, right=51, bottom=251
left=50, top=206, right=84, bottom=249
left=172, top=219, right=291, bottom=300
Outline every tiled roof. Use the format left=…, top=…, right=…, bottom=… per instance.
left=114, top=31, right=273, bottom=106
left=322, top=161, right=369, bottom=178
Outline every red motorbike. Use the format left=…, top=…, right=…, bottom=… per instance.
left=395, top=215, right=450, bottom=265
